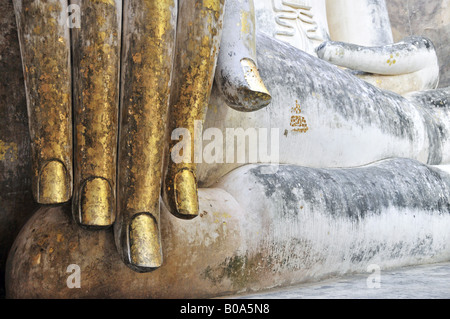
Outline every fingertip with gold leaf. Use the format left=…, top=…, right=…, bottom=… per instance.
left=115, top=0, right=177, bottom=272
left=163, top=0, right=225, bottom=220
left=13, top=0, right=73, bottom=205
left=215, top=0, right=271, bottom=112
left=71, top=0, right=122, bottom=229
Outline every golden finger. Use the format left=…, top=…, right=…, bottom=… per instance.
left=163, top=0, right=225, bottom=219
left=13, top=0, right=73, bottom=204
left=115, top=0, right=178, bottom=272
left=71, top=0, right=121, bottom=228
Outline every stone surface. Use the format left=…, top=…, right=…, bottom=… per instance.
left=234, top=262, right=450, bottom=299
left=0, top=0, right=38, bottom=298
left=387, top=0, right=450, bottom=87
left=327, top=0, right=394, bottom=47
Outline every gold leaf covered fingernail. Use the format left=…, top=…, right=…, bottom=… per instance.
left=129, top=213, right=163, bottom=271
left=38, top=160, right=71, bottom=204
left=71, top=0, right=121, bottom=228
left=174, top=170, right=199, bottom=218
left=13, top=0, right=73, bottom=205
left=241, top=57, right=271, bottom=101
left=79, top=177, right=114, bottom=228
left=115, top=0, right=177, bottom=272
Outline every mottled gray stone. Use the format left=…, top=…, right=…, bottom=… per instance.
left=5, top=158, right=450, bottom=298
left=233, top=262, right=450, bottom=299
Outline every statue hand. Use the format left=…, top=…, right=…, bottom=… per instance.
left=14, top=0, right=230, bottom=272
left=14, top=0, right=272, bottom=272
left=14, top=0, right=175, bottom=272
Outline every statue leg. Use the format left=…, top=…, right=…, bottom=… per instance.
left=71, top=0, right=121, bottom=228
left=163, top=0, right=225, bottom=219
left=115, top=0, right=178, bottom=272
left=13, top=0, right=72, bottom=204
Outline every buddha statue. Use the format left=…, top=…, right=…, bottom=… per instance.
left=2, top=0, right=450, bottom=298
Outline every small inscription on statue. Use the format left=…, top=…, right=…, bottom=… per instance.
left=290, top=100, right=309, bottom=133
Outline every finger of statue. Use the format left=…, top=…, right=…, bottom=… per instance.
left=71, top=0, right=121, bottom=228
left=13, top=0, right=73, bottom=204
left=163, top=0, right=225, bottom=219
left=316, top=36, right=439, bottom=76
left=115, top=0, right=178, bottom=272
left=215, top=0, right=271, bottom=112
